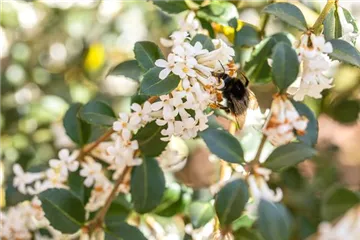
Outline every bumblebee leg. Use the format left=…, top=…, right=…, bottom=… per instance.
left=244, top=78, right=249, bottom=87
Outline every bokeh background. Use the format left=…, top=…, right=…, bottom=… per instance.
left=1, top=0, right=360, bottom=209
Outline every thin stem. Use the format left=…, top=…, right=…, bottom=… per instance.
left=252, top=134, right=267, bottom=164
left=312, top=0, right=337, bottom=33
left=259, top=0, right=274, bottom=37
left=79, top=129, right=114, bottom=160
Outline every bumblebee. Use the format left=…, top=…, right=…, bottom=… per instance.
left=214, top=69, right=258, bottom=129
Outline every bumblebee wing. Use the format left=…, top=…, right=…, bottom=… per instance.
left=248, top=89, right=259, bottom=110
left=229, top=93, right=249, bottom=130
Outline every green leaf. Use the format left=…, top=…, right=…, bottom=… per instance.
left=38, top=189, right=85, bottom=234
left=232, top=215, right=255, bottom=231
left=343, top=7, right=358, bottom=39
left=264, top=143, right=316, bottom=171
left=105, top=222, right=146, bottom=240
left=153, top=0, right=188, bottom=14
left=198, top=17, right=215, bottom=38
left=133, top=121, right=168, bottom=157
left=79, top=100, right=116, bottom=127
left=200, top=128, right=244, bottom=164
left=190, top=34, right=215, bottom=51
left=197, top=2, right=239, bottom=25
left=63, top=103, right=91, bottom=146
left=234, top=25, right=260, bottom=48
left=323, top=6, right=343, bottom=41
left=105, top=194, right=132, bottom=225
left=140, top=67, right=181, bottom=96
left=263, top=3, right=307, bottom=31
left=154, top=183, right=181, bottom=213
left=244, top=33, right=291, bottom=84
left=130, top=157, right=166, bottom=213
left=68, top=170, right=91, bottom=204
left=156, top=189, right=191, bottom=217
left=271, top=42, right=299, bottom=91
left=329, top=39, right=360, bottom=67
left=109, top=60, right=142, bottom=81
left=329, top=100, right=360, bottom=124
left=258, top=200, right=292, bottom=240
left=321, top=185, right=360, bottom=221
left=234, top=228, right=264, bottom=240
left=215, top=179, right=249, bottom=226
left=134, top=41, right=164, bottom=70
left=292, top=101, right=318, bottom=146
left=189, top=201, right=215, bottom=229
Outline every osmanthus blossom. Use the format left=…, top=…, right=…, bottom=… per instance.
left=262, top=94, right=308, bottom=146
left=80, top=156, right=104, bottom=187
left=13, top=164, right=45, bottom=194
left=288, top=33, right=334, bottom=101
left=157, top=137, right=189, bottom=172
left=314, top=205, right=360, bottom=240
left=337, top=7, right=359, bottom=44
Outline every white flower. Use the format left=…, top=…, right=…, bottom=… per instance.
left=155, top=54, right=177, bottom=80
left=158, top=137, right=188, bottom=172
left=49, top=149, right=79, bottom=178
left=131, top=101, right=153, bottom=124
left=86, top=180, right=113, bottom=212
left=43, top=168, right=67, bottom=189
left=80, top=157, right=104, bottom=187
left=337, top=7, right=358, bottom=44
left=113, top=113, right=140, bottom=139
left=160, top=31, right=189, bottom=47
left=262, top=94, right=308, bottom=146
left=151, top=95, right=178, bottom=121
left=13, top=164, right=45, bottom=194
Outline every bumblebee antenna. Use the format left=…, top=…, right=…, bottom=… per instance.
left=218, top=60, right=226, bottom=73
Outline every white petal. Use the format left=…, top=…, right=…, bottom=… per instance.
left=58, top=149, right=70, bottom=160
left=151, top=101, right=163, bottom=111
left=155, top=59, right=168, bottom=68
left=159, top=68, right=171, bottom=80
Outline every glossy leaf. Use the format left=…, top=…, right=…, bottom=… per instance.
left=234, top=24, right=260, bottom=48
left=215, top=179, right=249, bottom=226
left=258, top=200, right=292, bottom=240
left=263, top=3, right=307, bottom=31
left=63, top=103, right=91, bottom=146
left=130, top=157, right=166, bottom=213
left=190, top=34, right=215, bottom=51
left=38, top=189, right=85, bottom=234
left=68, top=170, right=91, bottom=204
left=140, top=67, right=181, bottom=96
left=321, top=186, right=360, bottom=221
left=133, top=121, right=168, bottom=157
left=79, top=100, right=116, bottom=127
left=197, top=1, right=239, bottom=25
left=329, top=39, right=360, bottom=67
left=244, top=33, right=291, bottom=84
left=153, top=0, right=188, bottom=14
left=292, top=101, right=318, bottom=146
left=264, top=142, right=317, bottom=171
left=105, top=194, right=132, bottom=225
left=329, top=100, right=360, bottom=124
left=234, top=228, right=264, bottom=240
left=200, top=128, right=244, bottom=164
left=105, top=222, right=146, bottom=240
left=323, top=6, right=342, bottom=41
left=189, top=201, right=215, bottom=229
left=271, top=42, right=299, bottom=91
left=134, top=41, right=164, bottom=70
left=109, top=60, right=142, bottom=81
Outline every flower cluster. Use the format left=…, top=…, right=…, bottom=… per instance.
left=288, top=33, right=334, bottom=101
left=154, top=32, right=235, bottom=140
left=262, top=94, right=308, bottom=146
left=0, top=197, right=60, bottom=239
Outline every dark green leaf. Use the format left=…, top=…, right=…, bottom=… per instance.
left=244, top=33, right=291, bottom=84
left=232, top=215, right=255, bottom=231
left=153, top=0, right=188, bottom=14
left=156, top=190, right=191, bottom=217
left=264, top=143, right=316, bottom=171
left=200, top=128, right=244, bottom=164
left=140, top=67, right=181, bottom=96
left=131, top=94, right=150, bottom=105
left=329, top=100, right=360, bottom=124
left=323, top=6, right=343, bottom=41
left=292, top=101, right=318, bottom=146
left=329, top=39, right=360, bottom=67
left=133, top=121, right=168, bottom=157
left=68, top=170, right=91, bottom=204
left=197, top=2, right=239, bottom=25
left=189, top=201, right=215, bottom=229
left=263, top=3, right=307, bottom=31
left=154, top=184, right=181, bottom=213
left=105, top=194, right=132, bottom=225
left=79, top=100, right=116, bottom=127
left=198, top=17, right=215, bottom=38
left=38, top=189, right=85, bottom=234
left=191, top=34, right=215, bottom=51
left=134, top=41, right=164, bottom=70
left=234, top=25, right=260, bottom=48
left=271, top=42, right=299, bottom=91
left=105, top=222, right=146, bottom=240
left=109, top=60, right=142, bottom=81
left=321, top=185, right=360, bottom=221
left=258, top=200, right=292, bottom=240
left=234, top=228, right=264, bottom=240
left=131, top=157, right=166, bottom=213
left=215, top=179, right=249, bottom=226
left=63, top=103, right=91, bottom=146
